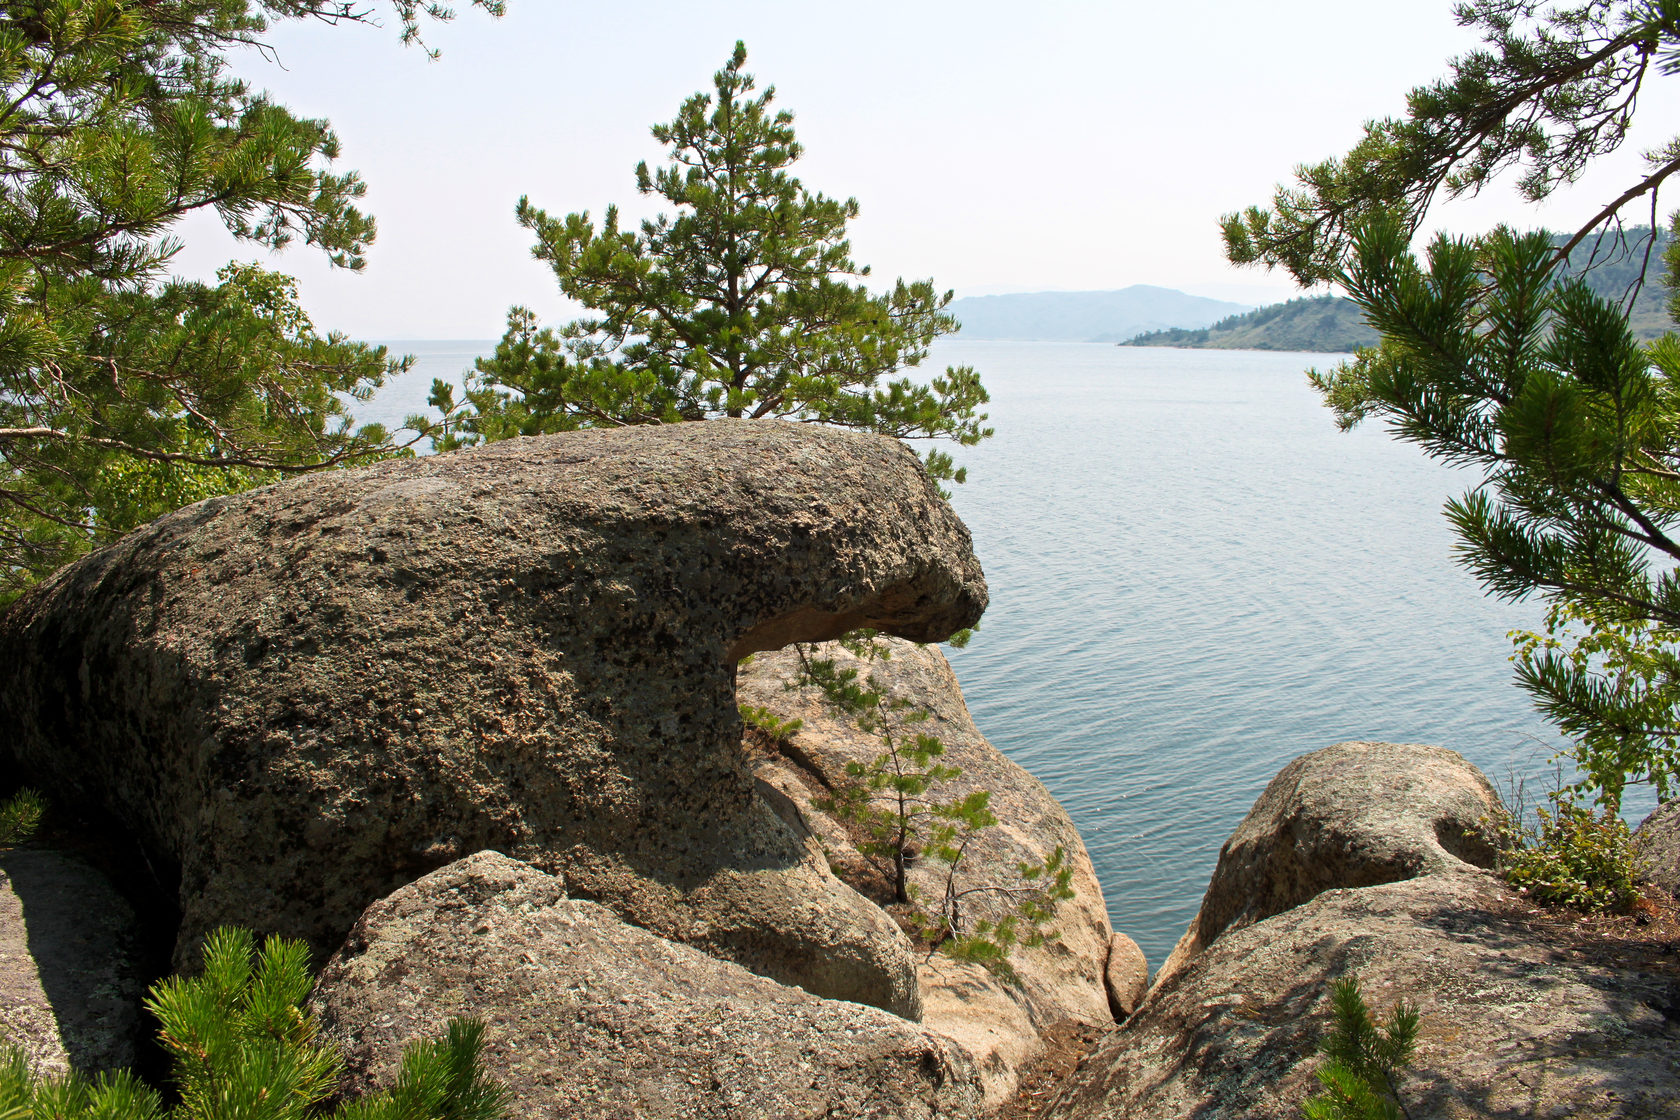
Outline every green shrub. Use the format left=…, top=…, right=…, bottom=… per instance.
left=0, top=926, right=508, bottom=1120
left=1303, top=976, right=1419, bottom=1120
left=1496, top=797, right=1642, bottom=913
left=0, top=788, right=43, bottom=847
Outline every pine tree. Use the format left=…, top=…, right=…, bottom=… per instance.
left=0, top=1, right=504, bottom=601
left=436, top=42, right=990, bottom=485
left=1302, top=977, right=1420, bottom=1120
left=0, top=926, right=509, bottom=1120
left=1227, top=2, right=1680, bottom=807
left=1311, top=217, right=1680, bottom=806
left=1224, top=2, right=1680, bottom=288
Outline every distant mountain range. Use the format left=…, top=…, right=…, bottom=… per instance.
left=949, top=286, right=1252, bottom=343
left=1123, top=227, right=1678, bottom=353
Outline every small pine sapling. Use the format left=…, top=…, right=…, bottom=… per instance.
left=0, top=926, right=508, bottom=1120
left=791, top=633, right=1073, bottom=979
left=0, top=788, right=43, bottom=847
left=0, top=1047, right=165, bottom=1120
left=1303, top=976, right=1420, bottom=1120
left=919, top=833, right=1074, bottom=981
left=738, top=705, right=804, bottom=747
left=145, top=927, right=344, bottom=1118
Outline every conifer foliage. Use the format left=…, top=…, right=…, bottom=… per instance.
left=1314, top=217, right=1680, bottom=807
left=1229, top=2, right=1680, bottom=807
left=1225, top=1, right=1680, bottom=287
left=0, top=788, right=43, bottom=847
left=0, top=927, right=507, bottom=1120
left=437, top=43, right=990, bottom=485
left=0, top=1, right=503, bottom=602
left=1302, top=977, right=1420, bottom=1120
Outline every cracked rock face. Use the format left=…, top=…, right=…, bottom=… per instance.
left=311, top=851, right=984, bottom=1120
left=0, top=422, right=985, bottom=1017
left=738, top=639, right=1115, bottom=1108
left=1155, top=740, right=1501, bottom=986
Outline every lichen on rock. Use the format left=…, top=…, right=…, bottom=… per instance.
left=0, top=850, right=143, bottom=1077
left=1041, top=742, right=1680, bottom=1120
left=1155, top=740, right=1502, bottom=986
left=312, top=851, right=985, bottom=1120
left=0, top=421, right=986, bottom=1018
left=1633, top=799, right=1680, bottom=897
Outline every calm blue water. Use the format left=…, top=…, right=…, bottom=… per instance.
left=360, top=339, right=1645, bottom=970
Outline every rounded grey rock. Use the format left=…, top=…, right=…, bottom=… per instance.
left=0, top=422, right=986, bottom=1016
left=1632, top=799, right=1680, bottom=896
left=311, top=851, right=984, bottom=1120
left=1155, top=741, right=1501, bottom=986
left=1044, top=871, right=1680, bottom=1119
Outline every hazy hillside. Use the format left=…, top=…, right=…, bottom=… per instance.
left=1123, top=296, right=1377, bottom=352
left=1126, top=227, right=1679, bottom=352
left=1555, top=225, right=1673, bottom=338
left=949, top=286, right=1252, bottom=342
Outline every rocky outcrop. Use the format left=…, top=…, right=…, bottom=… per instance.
left=1044, top=871, right=1680, bottom=1119
left=737, top=639, right=1114, bottom=1107
left=1633, top=799, right=1680, bottom=896
left=312, top=851, right=984, bottom=1120
left=0, top=850, right=142, bottom=1076
left=1042, top=742, right=1680, bottom=1119
left=0, top=422, right=985, bottom=1017
left=1155, top=740, right=1501, bottom=986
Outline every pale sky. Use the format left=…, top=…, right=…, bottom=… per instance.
left=168, top=0, right=1680, bottom=339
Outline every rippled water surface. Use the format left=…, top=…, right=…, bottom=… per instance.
left=366, top=339, right=1630, bottom=970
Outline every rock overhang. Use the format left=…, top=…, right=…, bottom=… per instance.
left=0, top=420, right=986, bottom=1018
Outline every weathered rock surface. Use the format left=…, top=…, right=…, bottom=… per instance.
left=1044, top=869, right=1680, bottom=1119
left=0, top=422, right=985, bottom=1017
left=1155, top=740, right=1501, bottom=986
left=1043, top=743, right=1680, bottom=1119
left=1633, top=799, right=1680, bottom=896
left=1101, top=933, right=1147, bottom=1020
left=737, top=639, right=1114, bottom=1108
left=0, top=850, right=142, bottom=1076
left=312, top=851, right=984, bottom=1120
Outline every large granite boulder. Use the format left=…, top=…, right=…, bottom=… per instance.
left=0, top=422, right=985, bottom=1018
left=1042, top=742, right=1680, bottom=1119
left=311, top=851, right=984, bottom=1120
left=1043, top=871, right=1680, bottom=1119
left=0, top=849, right=143, bottom=1076
left=737, top=639, right=1115, bottom=1108
left=1155, top=740, right=1501, bottom=986
left=1632, top=799, right=1680, bottom=896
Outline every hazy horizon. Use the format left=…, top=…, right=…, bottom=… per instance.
left=166, top=1, right=1680, bottom=339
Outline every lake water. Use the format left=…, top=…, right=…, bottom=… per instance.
left=361, top=338, right=1645, bottom=970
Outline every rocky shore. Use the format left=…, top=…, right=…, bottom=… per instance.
left=3, top=422, right=1678, bottom=1117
